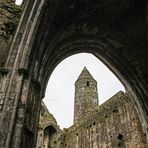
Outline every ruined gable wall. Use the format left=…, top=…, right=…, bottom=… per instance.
left=36, top=101, right=62, bottom=148
left=64, top=92, right=146, bottom=148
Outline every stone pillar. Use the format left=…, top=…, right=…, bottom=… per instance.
left=36, top=130, right=44, bottom=148
left=0, top=0, right=46, bottom=147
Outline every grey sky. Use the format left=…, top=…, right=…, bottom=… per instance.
left=15, top=0, right=22, bottom=5
left=44, top=53, right=125, bottom=129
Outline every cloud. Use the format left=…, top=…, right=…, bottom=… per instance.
left=15, top=0, right=23, bottom=5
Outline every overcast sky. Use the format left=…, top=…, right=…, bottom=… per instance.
left=15, top=0, right=125, bottom=129
left=44, top=53, right=125, bottom=129
left=15, top=0, right=22, bottom=5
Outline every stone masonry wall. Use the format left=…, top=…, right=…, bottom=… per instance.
left=0, top=0, right=21, bottom=119
left=64, top=92, right=146, bottom=148
left=0, top=0, right=21, bottom=68
left=74, top=67, right=98, bottom=124
left=36, top=101, right=62, bottom=148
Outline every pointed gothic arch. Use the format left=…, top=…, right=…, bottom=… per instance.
left=0, top=0, right=147, bottom=147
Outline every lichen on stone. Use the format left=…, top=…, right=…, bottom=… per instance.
left=0, top=0, right=21, bottom=67
left=39, top=101, right=58, bottom=129
left=0, top=0, right=21, bottom=39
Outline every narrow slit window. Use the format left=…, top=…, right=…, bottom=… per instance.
left=87, top=81, right=89, bottom=86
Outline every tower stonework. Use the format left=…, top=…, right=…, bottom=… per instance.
left=74, top=67, right=99, bottom=123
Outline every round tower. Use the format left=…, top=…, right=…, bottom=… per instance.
left=74, top=67, right=99, bottom=123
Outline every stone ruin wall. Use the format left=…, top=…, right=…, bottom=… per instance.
left=0, top=2, right=147, bottom=148
left=36, top=92, right=147, bottom=148
left=36, top=101, right=62, bottom=148
left=0, top=0, right=21, bottom=114
left=0, top=0, right=21, bottom=117
left=63, top=92, right=146, bottom=148
left=0, top=0, right=21, bottom=68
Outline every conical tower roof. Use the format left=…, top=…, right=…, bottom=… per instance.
left=76, top=67, right=95, bottom=81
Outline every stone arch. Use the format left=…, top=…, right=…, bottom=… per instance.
left=0, top=0, right=147, bottom=148
left=36, top=124, right=58, bottom=148
left=43, top=122, right=60, bottom=132
left=37, top=36, right=148, bottom=137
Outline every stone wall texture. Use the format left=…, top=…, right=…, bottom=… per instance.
left=0, top=0, right=21, bottom=68
left=36, top=102, right=61, bottom=148
left=74, top=67, right=99, bottom=123
left=63, top=92, right=146, bottom=148
left=39, top=92, right=147, bottom=148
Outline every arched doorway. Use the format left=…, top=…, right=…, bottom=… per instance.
left=42, top=126, right=56, bottom=148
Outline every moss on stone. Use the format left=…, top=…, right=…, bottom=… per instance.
left=0, top=0, right=21, bottom=38
left=66, top=91, right=127, bottom=133
left=0, top=0, right=21, bottom=67
left=39, top=101, right=58, bottom=128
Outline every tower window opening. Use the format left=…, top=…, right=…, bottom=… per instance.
left=87, top=81, right=89, bottom=86
left=117, top=134, right=123, bottom=140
